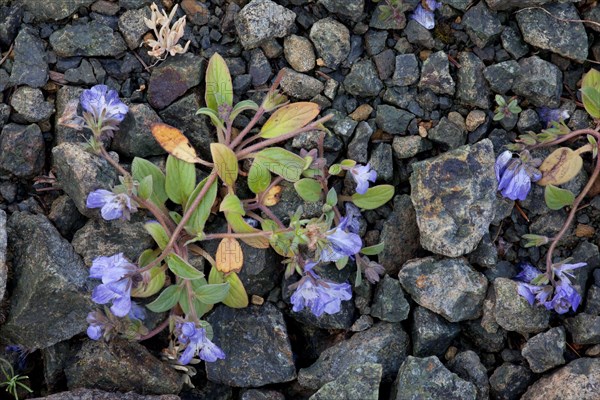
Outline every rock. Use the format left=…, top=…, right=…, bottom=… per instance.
left=404, top=19, right=435, bottom=49
left=565, top=313, right=600, bottom=345
left=206, top=303, right=296, bottom=387
left=456, top=52, right=490, bottom=109
left=280, top=69, right=324, bottom=100
left=241, top=389, right=283, bottom=400
left=462, top=319, right=507, bottom=352
left=489, top=363, right=533, bottom=400
left=118, top=7, right=151, bottom=50
left=10, top=86, right=54, bottom=123
left=444, top=0, right=472, bottom=11
left=21, top=0, right=94, bottom=21
left=112, top=104, right=165, bottom=158
left=333, top=117, right=358, bottom=143
left=585, top=285, right=600, bottom=315
left=1, top=212, right=92, bottom=349
left=428, top=117, right=467, bottom=150
left=318, top=0, right=364, bottom=20
left=375, top=104, right=414, bottom=135
left=50, top=21, right=127, bottom=57
left=522, top=327, right=566, bottom=373
left=365, top=30, right=388, bottom=56
left=31, top=388, right=180, bottom=400
left=347, top=121, right=372, bottom=164
left=235, top=0, right=296, bottom=49
left=512, top=56, right=562, bottom=108
left=448, top=351, right=489, bottom=400
left=419, top=51, right=455, bottom=95
left=462, top=2, right=503, bottom=48
left=516, top=3, right=588, bottom=62
left=399, top=257, right=488, bottom=322
left=267, top=179, right=325, bottom=223
left=0, top=210, right=6, bottom=304
left=392, top=136, right=432, bottom=159
left=48, top=195, right=85, bottom=239
left=298, top=322, right=409, bottom=389
left=64, top=59, right=97, bottom=85
left=373, top=49, right=395, bottom=80
left=65, top=338, right=183, bottom=394
left=411, top=306, right=460, bottom=357
left=379, top=195, right=420, bottom=274
left=284, top=35, right=315, bottom=73
left=8, top=27, right=48, bottom=88
left=392, top=356, right=477, bottom=400
left=309, top=363, right=381, bottom=400
left=344, top=60, right=383, bottom=97
left=248, top=49, right=271, bottom=86
left=484, top=60, right=521, bottom=95
left=410, top=139, right=496, bottom=257
left=52, top=143, right=118, bottom=218
left=371, top=275, right=410, bottom=323
left=493, top=278, right=550, bottom=333
left=309, top=18, right=350, bottom=69
left=501, top=26, right=529, bottom=60
left=393, top=54, right=420, bottom=87
left=368, top=143, right=393, bottom=182
left=55, top=86, right=85, bottom=145
left=0, top=4, right=22, bottom=48
left=147, top=53, right=204, bottom=109
left=466, top=110, right=487, bottom=132
left=0, top=123, right=45, bottom=179
left=521, top=358, right=600, bottom=400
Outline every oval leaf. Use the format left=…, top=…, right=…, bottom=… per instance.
left=544, top=184, right=575, bottom=210
left=205, top=53, right=233, bottom=113
left=216, top=238, right=244, bottom=273
left=351, top=185, right=395, bottom=210
left=167, top=254, right=204, bottom=280
left=165, top=155, right=196, bottom=205
left=581, top=87, right=600, bottom=119
left=260, top=102, right=320, bottom=139
left=146, top=285, right=182, bottom=312
left=538, top=147, right=583, bottom=186
left=144, top=221, right=170, bottom=249
left=248, top=158, right=271, bottom=194
left=219, top=193, right=245, bottom=215
left=225, top=213, right=269, bottom=248
left=222, top=272, right=248, bottom=308
left=211, top=143, right=238, bottom=186
left=254, top=148, right=305, bottom=182
left=294, top=178, right=322, bottom=202
left=185, top=177, right=218, bottom=235
left=151, top=123, right=201, bottom=163
left=360, top=242, right=385, bottom=255
left=194, top=282, right=230, bottom=304
left=132, top=157, right=168, bottom=205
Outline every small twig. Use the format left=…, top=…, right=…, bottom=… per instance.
left=0, top=43, right=13, bottom=66
left=515, top=6, right=600, bottom=30
left=566, top=342, right=581, bottom=358
left=514, top=202, right=530, bottom=223
left=132, top=51, right=152, bottom=73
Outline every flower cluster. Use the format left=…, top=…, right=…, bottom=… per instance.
left=89, top=253, right=140, bottom=317
left=176, top=322, right=225, bottom=365
left=411, top=0, right=441, bottom=30
left=515, top=261, right=586, bottom=314
left=144, top=2, right=190, bottom=60
left=87, top=189, right=137, bottom=221
left=495, top=150, right=542, bottom=201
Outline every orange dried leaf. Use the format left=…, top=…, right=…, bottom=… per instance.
left=151, top=123, right=201, bottom=163
left=263, top=185, right=282, bottom=206
left=538, top=147, right=583, bottom=186
left=216, top=237, right=243, bottom=273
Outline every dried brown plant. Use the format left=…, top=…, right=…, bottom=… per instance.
left=144, top=2, right=191, bottom=61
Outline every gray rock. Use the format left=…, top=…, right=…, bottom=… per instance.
left=309, top=18, right=350, bottom=69
left=284, top=35, right=315, bottom=73
left=298, top=322, right=409, bottom=389
left=521, top=358, right=600, bottom=400
left=585, top=285, right=600, bottom=315
left=392, top=136, right=432, bottom=159
left=399, top=257, right=488, bottom=322
left=344, top=60, right=383, bottom=97
left=21, top=0, right=94, bottom=21
left=522, top=327, right=566, bottom=373
left=112, top=104, right=165, bottom=158
left=241, top=389, right=283, bottom=400
left=333, top=117, right=358, bottom=143
left=309, top=363, right=381, bottom=400
left=565, top=313, right=600, bottom=345
left=456, top=52, right=490, bottom=109
left=147, top=53, right=204, bottom=109
left=318, top=0, right=364, bottom=20
left=448, top=351, right=490, bottom=400
left=118, top=7, right=151, bottom=50
left=379, top=195, right=420, bottom=274
left=0, top=210, right=6, bottom=304
left=410, top=140, right=496, bottom=257
left=392, top=356, right=477, bottom=400
left=428, top=117, right=467, bottom=150
left=493, top=278, right=550, bottom=333
left=365, top=30, right=388, bottom=56
left=31, top=388, right=180, bottom=400
left=48, top=195, right=85, bottom=239
left=268, top=178, right=325, bottom=223
left=54, top=86, right=85, bottom=145
left=49, top=21, right=127, bottom=57
left=516, top=3, right=588, bottom=62
left=462, top=1, right=503, bottom=48
left=368, top=143, right=393, bottom=182
left=0, top=123, right=45, bottom=179
left=371, top=275, right=410, bottom=323
left=411, top=306, right=460, bottom=357
left=485, top=0, right=578, bottom=10
left=489, top=363, right=533, bottom=400
left=404, top=19, right=435, bottom=49
left=249, top=49, right=271, bottom=86
left=347, top=121, right=372, bottom=165
left=484, top=60, right=521, bottom=94
left=280, top=69, right=324, bottom=100
left=0, top=4, right=22, bottom=48
left=393, top=54, right=420, bottom=87
left=235, top=0, right=296, bottom=49
left=443, top=0, right=472, bottom=11
left=65, top=338, right=183, bottom=394
left=501, top=26, right=529, bottom=60
left=10, top=86, right=54, bottom=123
left=64, top=59, right=97, bottom=85
left=1, top=212, right=92, bottom=349
left=375, top=104, right=414, bottom=134
left=419, top=51, right=455, bottom=95
left=512, top=56, right=562, bottom=108
left=8, top=27, right=48, bottom=88
left=462, top=319, right=507, bottom=352
left=373, top=49, right=395, bottom=80
left=206, top=303, right=296, bottom=387
left=52, top=143, right=118, bottom=218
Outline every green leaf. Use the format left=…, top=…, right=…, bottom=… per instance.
left=335, top=256, right=348, bottom=270
left=248, top=158, right=271, bottom=194
left=132, top=157, right=168, bottom=205
left=328, top=164, right=343, bottom=175
left=185, top=177, right=218, bottom=236
left=179, top=277, right=213, bottom=317
left=581, top=86, right=600, bottom=119
left=144, top=221, right=170, bottom=249
left=294, top=178, right=322, bottom=202
left=165, top=155, right=196, bottom=205
left=326, top=188, right=338, bottom=207
left=361, top=242, right=385, bottom=255
left=544, top=184, right=575, bottom=210
left=521, top=234, right=549, bottom=248
left=582, top=68, right=600, bottom=90
left=196, top=107, right=225, bottom=131
left=146, top=285, right=182, bottom=312
left=495, top=94, right=506, bottom=107
left=351, top=185, right=394, bottom=210
left=588, top=135, right=598, bottom=158
left=493, top=112, right=504, bottom=121
left=254, top=148, right=305, bottom=182
left=194, top=282, right=230, bottom=304
left=259, top=102, right=320, bottom=139
left=222, top=271, right=249, bottom=308
left=340, top=159, right=357, bottom=168
left=210, top=143, right=238, bottom=186
left=205, top=53, right=233, bottom=114
left=167, top=254, right=205, bottom=280
left=538, top=147, right=583, bottom=186
left=219, top=193, right=245, bottom=215
left=225, top=213, right=269, bottom=248
left=230, top=100, right=259, bottom=122
left=138, top=175, right=153, bottom=200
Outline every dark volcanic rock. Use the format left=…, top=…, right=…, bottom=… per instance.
left=21, top=0, right=94, bottom=21
left=0, top=123, right=45, bottom=179
left=318, top=0, right=364, bottom=20
left=31, top=388, right=180, bottom=400
left=489, top=363, right=533, bottom=400
left=456, top=52, right=490, bottom=109
left=309, top=363, right=381, bottom=400
left=411, top=306, right=461, bottom=357
left=462, top=1, right=503, bottom=48
left=309, top=18, right=350, bottom=69
left=522, top=327, right=566, bottom=373
left=393, top=54, right=420, bottom=87
left=485, top=0, right=578, bottom=10
left=379, top=195, right=420, bottom=274
left=371, top=275, right=410, bottom=323
left=344, top=60, right=383, bottom=97
left=9, top=27, right=48, bottom=88
left=448, top=351, right=489, bottom=400
left=49, top=21, right=127, bottom=57
left=280, top=69, right=324, bottom=100
left=148, top=53, right=204, bottom=109
left=512, top=56, right=562, bottom=108
left=112, top=104, right=165, bottom=158
left=0, top=4, right=22, bottom=48
left=10, top=86, right=54, bottom=123
left=419, top=51, right=455, bottom=95
left=565, top=313, right=600, bottom=345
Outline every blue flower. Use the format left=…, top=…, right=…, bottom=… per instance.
left=80, top=85, right=128, bottom=135
left=86, top=189, right=137, bottom=221
left=411, top=4, right=436, bottom=30
left=514, top=262, right=542, bottom=283
left=517, top=282, right=551, bottom=306
left=343, top=203, right=362, bottom=234
left=86, top=310, right=108, bottom=340
left=548, top=280, right=581, bottom=314
left=320, top=218, right=363, bottom=262
left=553, top=262, right=586, bottom=283
left=537, top=107, right=570, bottom=128
left=495, top=150, right=542, bottom=201
left=176, top=322, right=225, bottom=365
left=424, top=0, right=442, bottom=11
left=90, top=254, right=138, bottom=317
left=290, top=271, right=352, bottom=317
left=350, top=164, right=377, bottom=195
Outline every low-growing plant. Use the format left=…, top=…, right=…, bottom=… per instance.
left=0, top=358, right=32, bottom=400
left=493, top=94, right=522, bottom=121
left=496, top=68, right=600, bottom=314
left=60, top=54, right=393, bottom=379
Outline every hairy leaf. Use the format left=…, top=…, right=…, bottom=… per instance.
left=205, top=53, right=233, bottom=113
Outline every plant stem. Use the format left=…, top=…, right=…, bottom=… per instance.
left=139, top=316, right=170, bottom=341
left=204, top=231, right=275, bottom=240
left=259, top=204, right=286, bottom=229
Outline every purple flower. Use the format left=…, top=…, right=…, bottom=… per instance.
left=90, top=254, right=138, bottom=317
left=86, top=310, right=108, bottom=340
left=320, top=219, right=363, bottom=262
left=517, top=282, right=549, bottom=306
left=342, top=203, right=362, bottom=234
left=425, top=0, right=442, bottom=11
left=86, top=189, right=137, bottom=221
left=350, top=164, right=377, bottom=194
left=553, top=262, right=586, bottom=283
left=176, top=322, right=225, bottom=365
left=411, top=4, right=436, bottom=30
left=548, top=280, right=581, bottom=314
left=514, top=262, right=542, bottom=283
left=537, top=107, right=570, bottom=128
left=81, top=84, right=129, bottom=127
left=290, top=272, right=352, bottom=317
left=495, top=150, right=542, bottom=201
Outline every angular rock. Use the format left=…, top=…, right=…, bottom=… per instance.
left=516, top=3, right=588, bottom=62
left=344, top=60, right=383, bottom=97
left=419, top=51, right=455, bottom=95
left=493, top=278, right=550, bottom=333
left=399, top=257, right=488, bottom=322
left=375, top=104, right=414, bottom=135
left=411, top=306, right=460, bottom=357
left=456, top=52, right=490, bottom=109
left=64, top=59, right=97, bottom=85
left=55, top=86, right=85, bottom=144
left=8, top=27, right=48, bottom=88
left=31, top=388, right=180, bottom=400
left=112, top=104, right=165, bottom=158
left=512, top=56, right=562, bottom=108
left=462, top=1, right=503, bottom=48
left=484, top=60, right=521, bottom=95
left=1, top=212, right=92, bottom=349
left=462, top=319, right=507, bottom=352
left=501, top=26, right=529, bottom=60
left=404, top=19, right=434, bottom=49
left=280, top=69, right=324, bottom=100
left=50, top=21, right=127, bottom=57
left=10, top=86, right=54, bottom=123
left=373, top=49, right=395, bottom=80
left=298, top=322, right=409, bottom=389
left=0, top=123, right=45, bottom=179
left=392, top=356, right=477, bottom=400
left=565, top=313, right=600, bottom=345
left=249, top=48, right=271, bottom=86
left=206, top=303, right=296, bottom=387
left=489, top=363, right=533, bottom=400
left=393, top=54, right=420, bottom=87
left=368, top=143, right=393, bottom=182
left=371, top=275, right=410, bottom=323
left=310, top=18, right=350, bottom=69
left=118, top=7, right=150, bottom=50
left=392, top=136, right=432, bottom=159
left=428, top=117, right=467, bottom=150
left=448, top=351, right=489, bottom=400
left=284, top=34, right=316, bottom=73
left=21, top=0, right=94, bottom=21
left=410, top=139, right=496, bottom=257
left=318, top=0, right=364, bottom=20
left=147, top=53, right=204, bottom=109
left=379, top=195, right=420, bottom=274
left=0, top=4, right=22, bottom=48
left=234, top=0, right=296, bottom=49
left=522, top=327, right=566, bottom=373
left=347, top=121, right=372, bottom=164
left=309, top=363, right=381, bottom=400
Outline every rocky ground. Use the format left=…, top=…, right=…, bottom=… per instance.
left=0, top=0, right=600, bottom=399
